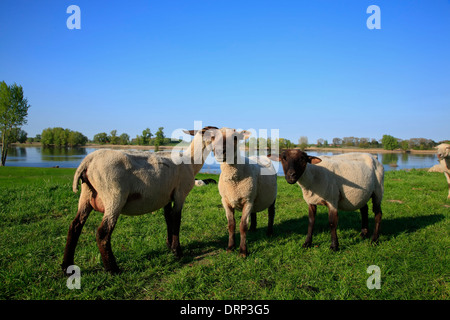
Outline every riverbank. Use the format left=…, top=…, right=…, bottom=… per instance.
left=8, top=142, right=438, bottom=154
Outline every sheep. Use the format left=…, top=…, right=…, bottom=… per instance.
left=210, top=128, right=277, bottom=257
left=269, top=150, right=384, bottom=251
left=436, top=143, right=450, bottom=199
left=195, top=178, right=217, bottom=186
left=61, top=126, right=218, bottom=273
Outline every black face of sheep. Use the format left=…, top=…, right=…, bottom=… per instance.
left=274, top=150, right=322, bottom=184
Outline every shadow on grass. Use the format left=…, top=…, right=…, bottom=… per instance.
left=160, top=212, right=445, bottom=263
left=83, top=212, right=445, bottom=274
left=265, top=212, right=445, bottom=243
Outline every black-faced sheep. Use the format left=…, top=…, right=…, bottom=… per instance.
left=210, top=128, right=277, bottom=257
left=62, top=126, right=218, bottom=273
left=270, top=150, right=384, bottom=251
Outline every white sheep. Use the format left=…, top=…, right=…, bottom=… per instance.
left=435, top=143, right=450, bottom=199
left=210, top=128, right=277, bottom=257
left=62, top=126, right=218, bottom=273
left=269, top=150, right=384, bottom=251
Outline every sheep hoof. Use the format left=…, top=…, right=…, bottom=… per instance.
left=370, top=236, right=380, bottom=245
left=302, top=242, right=312, bottom=249
left=239, top=247, right=248, bottom=257
left=329, top=245, right=339, bottom=252
left=360, top=229, right=369, bottom=239
left=61, top=263, right=71, bottom=274
left=172, top=248, right=183, bottom=259
left=106, top=267, right=122, bottom=275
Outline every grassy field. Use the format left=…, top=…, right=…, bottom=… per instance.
left=0, top=166, right=448, bottom=300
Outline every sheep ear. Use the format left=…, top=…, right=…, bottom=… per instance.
left=267, top=154, right=281, bottom=162
left=239, top=130, right=251, bottom=140
left=308, top=156, right=322, bottom=164
left=183, top=130, right=197, bottom=136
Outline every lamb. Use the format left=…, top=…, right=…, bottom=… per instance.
left=269, top=150, right=384, bottom=251
left=436, top=143, right=450, bottom=199
left=210, top=128, right=277, bottom=257
left=61, top=126, right=218, bottom=273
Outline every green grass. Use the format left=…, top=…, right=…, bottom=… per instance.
left=0, top=167, right=448, bottom=300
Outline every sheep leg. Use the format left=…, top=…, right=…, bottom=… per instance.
left=169, top=205, right=183, bottom=258
left=328, top=207, right=339, bottom=251
left=223, top=201, right=236, bottom=252
left=249, top=211, right=257, bottom=232
left=371, top=205, right=382, bottom=243
left=267, top=200, right=275, bottom=237
left=303, top=204, right=316, bottom=248
left=61, top=193, right=93, bottom=273
left=360, top=204, right=369, bottom=239
left=239, top=203, right=253, bottom=257
left=96, top=214, right=120, bottom=274
left=164, top=202, right=173, bottom=249
left=445, top=172, right=450, bottom=199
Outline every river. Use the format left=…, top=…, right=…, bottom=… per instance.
left=3, top=146, right=438, bottom=175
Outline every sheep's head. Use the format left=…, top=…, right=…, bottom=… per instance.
left=182, top=126, right=219, bottom=163
left=436, top=143, right=450, bottom=161
left=269, top=149, right=321, bottom=184
left=210, top=128, right=251, bottom=164
left=183, top=126, right=219, bottom=147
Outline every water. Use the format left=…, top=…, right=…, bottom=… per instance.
left=3, top=146, right=438, bottom=175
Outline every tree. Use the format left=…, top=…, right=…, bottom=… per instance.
left=382, top=134, right=399, bottom=150
left=119, top=133, right=130, bottom=145
left=359, top=137, right=370, bottom=149
left=0, top=81, right=30, bottom=166
left=68, top=130, right=88, bottom=146
left=93, top=132, right=109, bottom=145
left=41, top=128, right=54, bottom=146
left=141, top=128, right=152, bottom=145
left=343, top=137, right=356, bottom=147
left=400, top=140, right=409, bottom=151
left=277, top=138, right=294, bottom=150
left=317, top=138, right=324, bottom=147
left=15, top=129, right=28, bottom=143
left=298, top=136, right=308, bottom=150
left=41, top=127, right=87, bottom=147
left=109, top=130, right=119, bottom=145
left=154, top=127, right=165, bottom=151
left=332, top=138, right=342, bottom=147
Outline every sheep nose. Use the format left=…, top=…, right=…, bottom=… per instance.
left=287, top=171, right=297, bottom=180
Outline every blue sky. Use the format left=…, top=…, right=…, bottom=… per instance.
left=1, top=0, right=449, bottom=143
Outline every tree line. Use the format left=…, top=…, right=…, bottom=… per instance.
left=34, top=126, right=178, bottom=151
left=92, top=127, right=176, bottom=151
left=19, top=128, right=448, bottom=152
left=311, top=135, right=443, bottom=151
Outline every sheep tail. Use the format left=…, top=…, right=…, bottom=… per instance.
left=73, top=153, right=94, bottom=193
